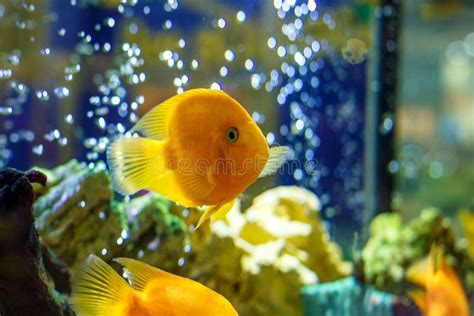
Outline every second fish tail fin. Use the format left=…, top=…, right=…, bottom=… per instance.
left=70, top=255, right=131, bottom=316
left=107, top=136, right=166, bottom=195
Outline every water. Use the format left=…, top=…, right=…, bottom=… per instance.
left=0, top=1, right=473, bottom=316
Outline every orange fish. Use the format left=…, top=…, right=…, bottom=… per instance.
left=70, top=255, right=238, bottom=316
left=406, top=246, right=470, bottom=316
left=107, top=89, right=289, bottom=229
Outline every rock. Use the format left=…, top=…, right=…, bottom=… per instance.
left=0, top=167, right=73, bottom=316
left=33, top=160, right=189, bottom=274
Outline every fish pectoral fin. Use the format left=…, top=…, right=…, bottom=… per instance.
left=194, top=199, right=236, bottom=231
left=180, top=172, right=216, bottom=202
left=259, top=146, right=291, bottom=178
left=114, top=257, right=173, bottom=292
left=210, top=199, right=236, bottom=223
left=70, top=255, right=130, bottom=316
left=408, top=289, right=428, bottom=314
left=107, top=136, right=167, bottom=195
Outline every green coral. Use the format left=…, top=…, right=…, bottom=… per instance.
left=362, top=208, right=474, bottom=294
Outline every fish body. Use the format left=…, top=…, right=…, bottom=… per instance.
left=107, top=89, right=289, bottom=228
left=70, top=255, right=238, bottom=316
left=341, top=38, right=368, bottom=64
left=406, top=247, right=469, bottom=316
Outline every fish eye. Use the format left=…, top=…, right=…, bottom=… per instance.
left=226, top=127, right=239, bottom=143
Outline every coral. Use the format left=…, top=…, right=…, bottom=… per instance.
left=0, top=167, right=73, bottom=316
left=238, top=186, right=352, bottom=282
left=362, top=208, right=474, bottom=294
left=183, top=186, right=352, bottom=316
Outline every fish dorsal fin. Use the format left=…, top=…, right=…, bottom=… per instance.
left=408, top=289, right=428, bottom=314
left=70, top=255, right=130, bottom=316
left=406, top=256, right=431, bottom=286
left=114, top=257, right=173, bottom=292
left=259, top=146, right=291, bottom=178
left=131, top=89, right=221, bottom=140
left=131, top=96, right=176, bottom=140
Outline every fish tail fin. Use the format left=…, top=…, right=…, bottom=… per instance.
left=193, top=199, right=236, bottom=231
left=70, top=255, right=131, bottom=316
left=107, top=136, right=166, bottom=195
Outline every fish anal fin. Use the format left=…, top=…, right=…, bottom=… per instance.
left=107, top=136, right=167, bottom=195
left=259, top=146, right=290, bottom=178
left=114, top=257, right=173, bottom=292
left=408, top=289, right=427, bottom=314
left=194, top=199, right=235, bottom=231
left=194, top=204, right=220, bottom=231
left=70, top=255, right=130, bottom=316
left=211, top=199, right=236, bottom=223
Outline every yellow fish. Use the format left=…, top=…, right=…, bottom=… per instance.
left=107, top=89, right=289, bottom=229
left=70, top=255, right=238, bottom=316
left=341, top=38, right=368, bottom=64
left=406, top=246, right=470, bottom=316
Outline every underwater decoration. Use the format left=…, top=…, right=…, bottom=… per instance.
left=5, top=162, right=473, bottom=315
left=301, top=277, right=395, bottom=316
